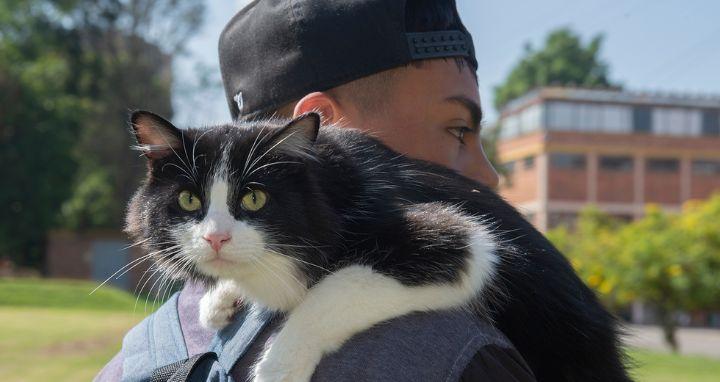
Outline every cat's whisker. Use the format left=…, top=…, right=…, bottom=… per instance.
left=135, top=264, right=164, bottom=312
left=260, top=255, right=308, bottom=291
left=113, top=254, right=154, bottom=281
left=121, top=237, right=150, bottom=251
left=243, top=131, right=299, bottom=182
left=241, top=125, right=269, bottom=180
left=244, top=160, right=303, bottom=179
left=89, top=252, right=159, bottom=295
left=152, top=254, right=189, bottom=308
left=265, top=248, right=332, bottom=274
left=252, top=257, right=304, bottom=307
left=162, top=162, right=196, bottom=182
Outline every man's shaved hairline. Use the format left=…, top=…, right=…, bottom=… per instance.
left=273, top=57, right=476, bottom=117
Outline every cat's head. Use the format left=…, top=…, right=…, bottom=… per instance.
left=126, top=111, right=339, bottom=309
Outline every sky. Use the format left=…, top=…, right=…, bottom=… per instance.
left=173, top=0, right=720, bottom=126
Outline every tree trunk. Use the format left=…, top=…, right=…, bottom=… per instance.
left=658, top=306, right=679, bottom=352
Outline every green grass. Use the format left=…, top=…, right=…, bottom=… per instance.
left=0, top=277, right=159, bottom=311
left=629, top=348, right=720, bottom=382
left=0, top=307, right=145, bottom=381
left=0, top=278, right=155, bottom=381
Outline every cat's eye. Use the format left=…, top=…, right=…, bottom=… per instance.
left=178, top=190, right=202, bottom=212
left=241, top=189, right=267, bottom=212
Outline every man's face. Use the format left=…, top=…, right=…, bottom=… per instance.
left=340, top=59, right=499, bottom=188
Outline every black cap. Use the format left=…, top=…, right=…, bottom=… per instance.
left=219, top=0, right=477, bottom=120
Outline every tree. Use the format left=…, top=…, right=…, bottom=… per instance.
left=547, top=196, right=720, bottom=351
left=0, top=1, right=87, bottom=267
left=59, top=0, right=204, bottom=230
left=493, top=28, right=619, bottom=111
left=0, top=0, right=205, bottom=268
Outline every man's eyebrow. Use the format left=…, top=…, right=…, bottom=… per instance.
left=445, top=96, right=483, bottom=129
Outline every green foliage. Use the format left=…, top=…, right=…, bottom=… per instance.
left=493, top=28, right=620, bottom=110
left=0, top=0, right=205, bottom=268
left=547, top=194, right=720, bottom=349
left=0, top=1, right=87, bottom=267
left=60, top=170, right=120, bottom=229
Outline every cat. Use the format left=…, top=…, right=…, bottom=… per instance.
left=125, top=110, right=631, bottom=382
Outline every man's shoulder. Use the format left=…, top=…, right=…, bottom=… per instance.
left=311, top=309, right=523, bottom=382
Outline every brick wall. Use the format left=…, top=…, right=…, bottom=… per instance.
left=597, top=171, right=634, bottom=203
left=548, top=169, right=587, bottom=201
left=46, top=230, right=149, bottom=291
left=645, top=172, right=681, bottom=204
left=691, top=175, right=720, bottom=199
left=500, top=165, right=538, bottom=204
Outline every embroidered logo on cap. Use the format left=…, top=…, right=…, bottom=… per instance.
left=234, top=92, right=244, bottom=115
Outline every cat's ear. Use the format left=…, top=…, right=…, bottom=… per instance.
left=269, top=113, right=320, bottom=157
left=129, top=110, right=182, bottom=160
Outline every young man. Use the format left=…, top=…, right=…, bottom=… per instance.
left=96, top=1, right=535, bottom=380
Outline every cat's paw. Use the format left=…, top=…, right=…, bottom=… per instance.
left=253, top=348, right=321, bottom=382
left=199, top=283, right=240, bottom=330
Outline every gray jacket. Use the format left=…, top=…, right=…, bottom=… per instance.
left=95, top=281, right=534, bottom=381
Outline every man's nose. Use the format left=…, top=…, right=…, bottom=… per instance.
left=203, top=232, right=231, bottom=252
left=462, top=144, right=500, bottom=188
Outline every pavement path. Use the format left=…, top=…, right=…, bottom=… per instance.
left=623, top=324, right=720, bottom=358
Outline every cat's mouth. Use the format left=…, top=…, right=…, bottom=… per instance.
left=199, top=254, right=237, bottom=267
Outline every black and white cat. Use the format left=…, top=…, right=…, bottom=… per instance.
left=126, top=111, right=630, bottom=382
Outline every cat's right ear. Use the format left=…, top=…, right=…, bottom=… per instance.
left=129, top=110, right=182, bottom=160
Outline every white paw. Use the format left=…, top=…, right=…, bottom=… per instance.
left=254, top=348, right=322, bottom=382
left=199, top=284, right=240, bottom=330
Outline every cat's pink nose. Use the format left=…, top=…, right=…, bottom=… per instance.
left=203, top=232, right=231, bottom=252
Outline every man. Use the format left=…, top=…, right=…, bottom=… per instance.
left=96, top=0, right=535, bottom=380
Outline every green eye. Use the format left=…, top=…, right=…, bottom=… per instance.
left=178, top=190, right=202, bottom=212
left=241, top=189, right=267, bottom=212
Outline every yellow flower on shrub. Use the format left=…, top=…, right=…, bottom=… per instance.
left=587, top=274, right=602, bottom=288
left=667, top=264, right=683, bottom=277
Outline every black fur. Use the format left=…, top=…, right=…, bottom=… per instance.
left=127, top=111, right=631, bottom=381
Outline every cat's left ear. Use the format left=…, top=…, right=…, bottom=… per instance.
left=271, top=113, right=320, bottom=157
left=129, top=110, right=183, bottom=160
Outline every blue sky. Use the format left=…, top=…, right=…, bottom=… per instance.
left=173, top=0, right=720, bottom=126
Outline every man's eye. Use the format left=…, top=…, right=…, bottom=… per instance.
left=447, top=126, right=473, bottom=144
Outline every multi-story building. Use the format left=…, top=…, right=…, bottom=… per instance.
left=496, top=87, right=720, bottom=231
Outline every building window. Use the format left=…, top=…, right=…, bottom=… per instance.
left=653, top=108, right=702, bottom=136
left=692, top=160, right=720, bottom=175
left=633, top=106, right=652, bottom=133
left=550, top=153, right=586, bottom=170
left=600, top=156, right=634, bottom=172
left=702, top=110, right=720, bottom=136
left=545, top=101, right=632, bottom=133
left=523, top=156, right=535, bottom=169
left=647, top=158, right=679, bottom=173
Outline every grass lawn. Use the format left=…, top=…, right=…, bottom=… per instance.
left=0, top=278, right=155, bottom=381
left=2, top=278, right=720, bottom=381
left=629, top=348, right=720, bottom=382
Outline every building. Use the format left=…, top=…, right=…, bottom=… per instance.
left=496, top=87, right=720, bottom=231
left=46, top=230, right=149, bottom=292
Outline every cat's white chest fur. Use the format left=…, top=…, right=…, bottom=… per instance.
left=199, top=225, right=497, bottom=382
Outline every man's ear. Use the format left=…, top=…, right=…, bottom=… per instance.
left=129, top=110, right=182, bottom=160
left=293, top=92, right=342, bottom=124
left=269, top=113, right=321, bottom=158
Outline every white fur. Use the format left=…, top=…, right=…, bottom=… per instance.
left=199, top=279, right=244, bottom=330
left=254, top=224, right=498, bottom=382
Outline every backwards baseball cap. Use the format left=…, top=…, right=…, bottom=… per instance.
left=219, top=0, right=477, bottom=120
